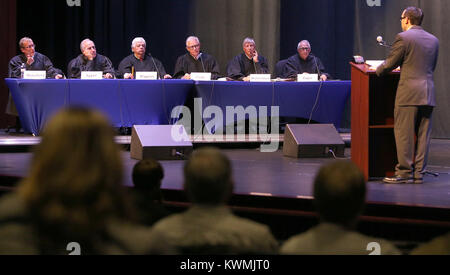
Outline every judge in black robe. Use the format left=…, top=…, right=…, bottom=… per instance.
left=117, top=37, right=171, bottom=79
left=117, top=54, right=168, bottom=79
left=67, top=39, right=115, bottom=79
left=226, top=38, right=270, bottom=81
left=6, top=37, right=63, bottom=117
left=284, top=40, right=330, bottom=81
left=173, top=36, right=220, bottom=80
left=9, top=52, right=62, bottom=79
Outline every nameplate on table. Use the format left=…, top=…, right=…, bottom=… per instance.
left=297, top=74, right=319, bottom=82
left=250, top=74, right=271, bottom=82
left=136, top=72, right=158, bottom=80
left=81, top=71, right=103, bottom=80
left=23, top=71, right=46, bottom=79
left=191, top=72, right=212, bottom=81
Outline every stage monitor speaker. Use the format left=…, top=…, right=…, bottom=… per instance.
left=283, top=124, right=345, bottom=158
left=131, top=125, right=193, bottom=160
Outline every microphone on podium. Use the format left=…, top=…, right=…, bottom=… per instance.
left=377, top=36, right=391, bottom=48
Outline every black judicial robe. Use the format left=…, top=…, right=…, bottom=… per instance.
left=7, top=52, right=63, bottom=116
left=117, top=54, right=168, bottom=79
left=173, top=53, right=221, bottom=80
left=8, top=52, right=61, bottom=79
left=284, top=54, right=331, bottom=79
left=67, top=54, right=115, bottom=79
left=226, top=53, right=270, bottom=80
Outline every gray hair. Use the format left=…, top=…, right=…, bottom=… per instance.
left=19, top=37, right=33, bottom=48
left=80, top=39, right=94, bottom=52
left=131, top=37, right=146, bottom=50
left=186, top=36, right=200, bottom=46
left=242, top=37, right=256, bottom=47
left=297, top=40, right=311, bottom=50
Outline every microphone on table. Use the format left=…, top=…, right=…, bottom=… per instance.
left=198, top=53, right=206, bottom=72
left=311, top=54, right=322, bottom=81
left=252, top=51, right=258, bottom=74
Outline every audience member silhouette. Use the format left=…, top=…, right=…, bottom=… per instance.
left=131, top=159, right=171, bottom=226
left=411, top=232, right=450, bottom=255
left=151, top=147, right=278, bottom=254
left=280, top=161, right=401, bottom=255
left=0, top=107, right=164, bottom=255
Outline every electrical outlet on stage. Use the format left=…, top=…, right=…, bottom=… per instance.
left=67, top=0, right=81, bottom=7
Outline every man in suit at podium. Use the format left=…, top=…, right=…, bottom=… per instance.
left=376, top=7, right=439, bottom=184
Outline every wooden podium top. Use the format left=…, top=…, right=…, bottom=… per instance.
left=350, top=62, right=400, bottom=75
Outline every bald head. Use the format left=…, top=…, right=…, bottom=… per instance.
left=80, top=39, right=97, bottom=60
left=297, top=40, right=311, bottom=60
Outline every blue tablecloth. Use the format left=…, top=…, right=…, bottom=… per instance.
left=5, top=79, right=351, bottom=135
left=5, top=79, right=194, bottom=135
left=194, top=81, right=351, bottom=129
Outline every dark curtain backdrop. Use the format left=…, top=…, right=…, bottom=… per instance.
left=8, top=0, right=450, bottom=137
left=16, top=0, right=280, bottom=78
left=280, top=0, right=355, bottom=81
left=190, top=0, right=280, bottom=74
left=355, top=0, right=450, bottom=138
left=17, top=0, right=193, bottom=75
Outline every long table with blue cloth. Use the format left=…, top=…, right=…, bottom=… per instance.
left=194, top=80, right=351, bottom=131
left=5, top=79, right=351, bottom=136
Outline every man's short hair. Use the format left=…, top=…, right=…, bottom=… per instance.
left=404, top=6, right=424, bottom=26
left=242, top=37, right=256, bottom=47
left=186, top=36, right=200, bottom=46
left=80, top=39, right=94, bottom=52
left=132, top=159, right=164, bottom=190
left=297, top=40, right=311, bottom=50
left=131, top=37, right=146, bottom=50
left=19, top=37, right=33, bottom=48
left=184, top=147, right=233, bottom=205
left=313, top=161, right=366, bottom=225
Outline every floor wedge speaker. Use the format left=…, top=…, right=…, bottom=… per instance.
left=283, top=124, right=345, bottom=158
left=131, top=125, right=193, bottom=160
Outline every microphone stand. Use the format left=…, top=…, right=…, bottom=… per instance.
left=313, top=55, right=322, bottom=81
left=149, top=54, right=162, bottom=79
left=253, top=59, right=258, bottom=74
left=377, top=41, right=392, bottom=48
left=198, top=53, right=206, bottom=72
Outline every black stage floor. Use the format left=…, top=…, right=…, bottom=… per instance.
left=1, top=138, right=449, bottom=208
left=0, top=133, right=449, bottom=244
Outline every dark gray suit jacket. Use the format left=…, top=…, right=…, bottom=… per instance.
left=376, top=26, right=439, bottom=107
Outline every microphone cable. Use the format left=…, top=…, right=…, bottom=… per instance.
left=148, top=54, right=169, bottom=123
left=149, top=54, right=162, bottom=80
left=308, top=55, right=324, bottom=124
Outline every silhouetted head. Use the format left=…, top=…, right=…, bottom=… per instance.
left=19, top=107, right=131, bottom=253
left=313, top=161, right=366, bottom=227
left=132, top=159, right=164, bottom=191
left=184, top=147, right=233, bottom=206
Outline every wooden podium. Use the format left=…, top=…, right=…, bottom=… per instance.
left=350, top=62, right=400, bottom=181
